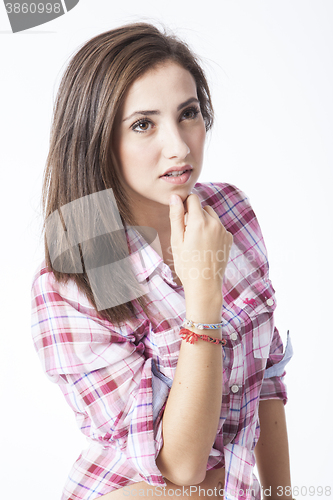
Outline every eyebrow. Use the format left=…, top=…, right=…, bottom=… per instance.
left=122, top=97, right=200, bottom=122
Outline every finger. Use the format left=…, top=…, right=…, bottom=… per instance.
left=185, top=193, right=207, bottom=220
left=202, top=204, right=221, bottom=222
left=169, top=194, right=185, bottom=241
left=226, top=230, right=234, bottom=246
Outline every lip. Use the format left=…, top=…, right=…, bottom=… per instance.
left=160, top=169, right=192, bottom=185
left=160, top=164, right=193, bottom=177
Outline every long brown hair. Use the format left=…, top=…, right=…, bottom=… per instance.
left=42, top=22, right=214, bottom=327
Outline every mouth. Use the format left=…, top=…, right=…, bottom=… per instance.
left=160, top=168, right=193, bottom=185
left=160, top=165, right=193, bottom=178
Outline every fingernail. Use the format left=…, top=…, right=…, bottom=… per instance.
left=169, top=195, right=180, bottom=205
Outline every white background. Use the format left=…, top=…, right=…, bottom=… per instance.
left=1, top=1, right=332, bottom=499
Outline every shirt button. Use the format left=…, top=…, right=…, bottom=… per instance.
left=266, top=298, right=274, bottom=306
left=231, top=384, right=239, bottom=393
left=230, top=332, right=237, bottom=341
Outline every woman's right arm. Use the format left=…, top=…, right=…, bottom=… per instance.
left=156, top=194, right=233, bottom=486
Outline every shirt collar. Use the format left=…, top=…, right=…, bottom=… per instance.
left=125, top=225, right=164, bottom=283
left=125, top=225, right=177, bottom=287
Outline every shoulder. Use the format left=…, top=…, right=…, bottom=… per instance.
left=31, top=261, right=93, bottom=315
left=30, top=261, right=124, bottom=341
left=31, top=261, right=144, bottom=339
left=192, top=181, right=250, bottom=212
left=192, top=182, right=256, bottom=233
left=192, top=181, right=247, bottom=202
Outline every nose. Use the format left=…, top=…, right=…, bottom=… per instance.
left=161, top=124, right=190, bottom=160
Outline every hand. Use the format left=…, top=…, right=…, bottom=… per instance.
left=169, top=194, right=233, bottom=303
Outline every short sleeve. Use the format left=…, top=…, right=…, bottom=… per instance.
left=31, top=268, right=166, bottom=487
left=260, top=329, right=293, bottom=405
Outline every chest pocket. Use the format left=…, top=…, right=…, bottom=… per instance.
left=237, top=278, right=276, bottom=359
left=148, top=326, right=181, bottom=380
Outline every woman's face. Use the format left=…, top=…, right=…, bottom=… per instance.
left=113, top=60, right=206, bottom=211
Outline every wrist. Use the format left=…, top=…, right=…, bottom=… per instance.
left=185, top=287, right=223, bottom=304
left=185, top=304, right=223, bottom=317
left=184, top=304, right=222, bottom=333
left=184, top=287, right=223, bottom=304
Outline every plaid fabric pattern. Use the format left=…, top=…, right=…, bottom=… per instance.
left=31, top=182, right=291, bottom=500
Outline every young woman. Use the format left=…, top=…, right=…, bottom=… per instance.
left=31, top=23, right=293, bottom=500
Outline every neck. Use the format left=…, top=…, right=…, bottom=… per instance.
left=129, top=197, right=171, bottom=237
left=128, top=197, right=173, bottom=262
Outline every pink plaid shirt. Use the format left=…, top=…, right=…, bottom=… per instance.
left=31, top=182, right=292, bottom=500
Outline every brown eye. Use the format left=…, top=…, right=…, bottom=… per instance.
left=138, top=121, right=149, bottom=130
left=181, top=106, right=200, bottom=121
left=132, top=119, right=152, bottom=133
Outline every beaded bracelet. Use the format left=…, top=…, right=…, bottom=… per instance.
left=182, top=318, right=223, bottom=330
left=180, top=328, right=226, bottom=346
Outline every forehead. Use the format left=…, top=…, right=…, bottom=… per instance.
left=122, top=61, right=198, bottom=112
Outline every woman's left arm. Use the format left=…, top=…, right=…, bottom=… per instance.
left=255, top=399, right=292, bottom=500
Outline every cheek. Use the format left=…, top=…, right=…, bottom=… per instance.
left=117, top=138, right=139, bottom=169
left=190, top=124, right=206, bottom=154
left=199, top=127, right=206, bottom=147
left=118, top=138, right=158, bottom=180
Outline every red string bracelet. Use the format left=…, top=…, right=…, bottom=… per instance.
left=179, top=328, right=226, bottom=346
